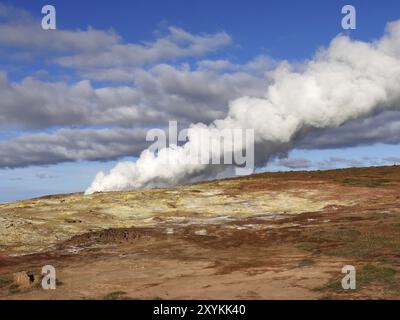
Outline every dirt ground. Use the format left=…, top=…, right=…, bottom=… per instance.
left=1, top=165, right=400, bottom=299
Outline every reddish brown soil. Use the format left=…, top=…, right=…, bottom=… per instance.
left=1, top=166, right=400, bottom=300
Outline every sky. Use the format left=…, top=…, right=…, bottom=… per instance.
left=1, top=0, right=400, bottom=202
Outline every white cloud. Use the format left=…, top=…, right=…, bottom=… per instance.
left=0, top=4, right=119, bottom=54
left=276, top=157, right=311, bottom=169
left=0, top=4, right=231, bottom=69
left=0, top=127, right=149, bottom=168
left=300, top=110, right=400, bottom=149
left=55, top=27, right=231, bottom=70
left=0, top=59, right=269, bottom=129
left=1, top=3, right=400, bottom=180
left=85, top=20, right=400, bottom=194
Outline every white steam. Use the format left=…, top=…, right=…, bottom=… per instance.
left=85, top=21, right=400, bottom=195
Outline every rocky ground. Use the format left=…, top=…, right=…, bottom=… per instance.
left=0, top=166, right=400, bottom=299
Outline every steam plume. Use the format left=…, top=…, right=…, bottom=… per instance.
left=85, top=21, right=400, bottom=195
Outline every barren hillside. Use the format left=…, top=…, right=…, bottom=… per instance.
left=1, top=166, right=400, bottom=299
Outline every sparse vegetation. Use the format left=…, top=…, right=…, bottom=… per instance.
left=314, top=264, right=398, bottom=294
left=102, top=291, right=131, bottom=300
left=297, top=226, right=400, bottom=261
left=335, top=177, right=392, bottom=188
left=318, top=295, right=334, bottom=300
left=298, top=258, right=315, bottom=267
left=8, top=283, right=20, bottom=294
left=1, top=166, right=400, bottom=299
left=0, top=277, right=12, bottom=288
left=357, top=264, right=397, bottom=287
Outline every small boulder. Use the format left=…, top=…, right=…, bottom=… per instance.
left=194, top=229, right=207, bottom=236
left=13, top=271, right=35, bottom=288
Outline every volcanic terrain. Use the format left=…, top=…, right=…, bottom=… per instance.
left=1, top=166, right=400, bottom=299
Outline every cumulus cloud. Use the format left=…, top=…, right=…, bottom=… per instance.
left=383, top=156, right=400, bottom=164
left=197, top=55, right=276, bottom=74
left=35, top=173, right=57, bottom=179
left=0, top=128, right=148, bottom=168
left=276, top=157, right=312, bottom=169
left=55, top=27, right=231, bottom=70
left=1, top=3, right=400, bottom=183
left=0, top=60, right=269, bottom=129
left=0, top=4, right=230, bottom=67
left=0, top=4, right=119, bottom=55
left=0, top=73, right=164, bottom=128
left=275, top=156, right=373, bottom=170
left=85, top=20, right=400, bottom=194
left=300, top=110, right=400, bottom=149
left=315, top=157, right=364, bottom=169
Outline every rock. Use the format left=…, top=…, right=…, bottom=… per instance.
left=194, top=229, right=207, bottom=236
left=13, top=271, right=35, bottom=288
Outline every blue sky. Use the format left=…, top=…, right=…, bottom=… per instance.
left=7, top=0, right=400, bottom=59
left=1, top=0, right=400, bottom=202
